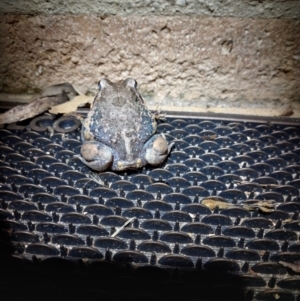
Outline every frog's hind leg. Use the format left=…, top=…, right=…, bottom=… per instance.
left=143, top=134, right=173, bottom=166
left=77, top=141, right=113, bottom=172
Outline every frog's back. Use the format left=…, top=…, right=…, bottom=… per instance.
left=82, top=79, right=156, bottom=161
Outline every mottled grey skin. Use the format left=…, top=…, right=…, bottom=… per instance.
left=78, top=78, right=171, bottom=171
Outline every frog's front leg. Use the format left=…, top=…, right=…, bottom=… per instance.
left=143, top=134, right=172, bottom=166
left=78, top=141, right=113, bottom=172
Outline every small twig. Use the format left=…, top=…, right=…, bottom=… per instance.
left=111, top=217, right=135, bottom=238
left=85, top=172, right=105, bottom=186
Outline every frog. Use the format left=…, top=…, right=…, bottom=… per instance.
left=78, top=78, right=172, bottom=171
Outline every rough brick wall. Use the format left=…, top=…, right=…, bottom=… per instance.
left=0, top=1, right=299, bottom=111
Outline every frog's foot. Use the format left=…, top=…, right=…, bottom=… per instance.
left=78, top=141, right=113, bottom=172
left=144, top=134, right=172, bottom=166
left=150, top=107, right=166, bottom=121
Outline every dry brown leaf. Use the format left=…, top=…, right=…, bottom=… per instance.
left=40, top=82, right=79, bottom=97
left=243, top=201, right=275, bottom=212
left=201, top=199, right=232, bottom=210
left=258, top=206, right=275, bottom=213
left=49, top=94, right=94, bottom=114
left=279, top=106, right=294, bottom=117
left=0, top=82, right=80, bottom=125
left=0, top=92, right=69, bottom=125
left=282, top=218, right=292, bottom=224
left=202, top=134, right=217, bottom=141
left=279, top=261, right=300, bottom=273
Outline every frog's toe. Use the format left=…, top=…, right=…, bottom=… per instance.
left=145, top=135, right=171, bottom=166
left=79, top=142, right=112, bottom=171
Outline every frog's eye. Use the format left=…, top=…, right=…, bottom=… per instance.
left=98, top=79, right=106, bottom=90
left=98, top=78, right=111, bottom=90
left=124, top=78, right=137, bottom=89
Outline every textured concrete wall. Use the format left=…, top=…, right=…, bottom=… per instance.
left=1, top=0, right=300, bottom=19
left=0, top=1, right=300, bottom=111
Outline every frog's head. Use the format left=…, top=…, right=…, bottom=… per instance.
left=97, top=78, right=137, bottom=91
left=95, top=78, right=142, bottom=107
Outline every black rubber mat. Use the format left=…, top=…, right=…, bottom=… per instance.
left=0, top=113, right=300, bottom=301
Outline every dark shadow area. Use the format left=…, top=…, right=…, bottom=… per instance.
left=0, top=234, right=249, bottom=301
